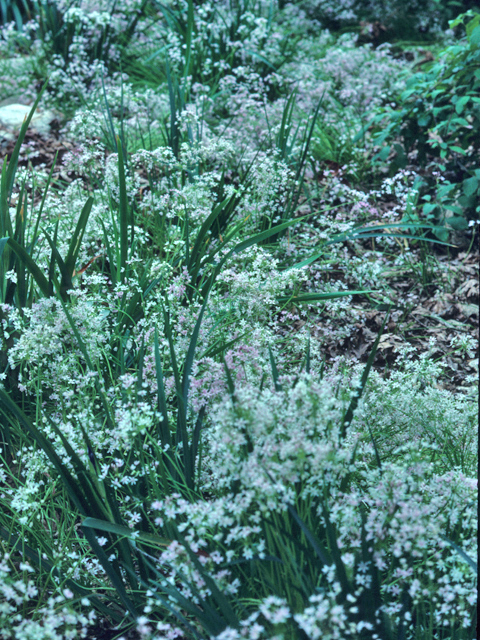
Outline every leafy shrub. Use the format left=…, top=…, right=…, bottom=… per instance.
left=294, top=0, right=449, bottom=37
left=372, top=11, right=480, bottom=237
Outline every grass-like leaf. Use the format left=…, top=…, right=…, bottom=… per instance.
left=268, top=346, right=282, bottom=392
left=440, top=536, right=478, bottom=575
left=64, top=196, right=94, bottom=275
left=6, top=237, right=51, bottom=298
left=82, top=517, right=171, bottom=549
left=341, top=310, right=390, bottom=439
left=116, top=136, right=130, bottom=282
left=276, top=290, right=373, bottom=304
left=0, top=524, right=118, bottom=621
left=154, top=327, right=171, bottom=448
left=2, top=84, right=47, bottom=205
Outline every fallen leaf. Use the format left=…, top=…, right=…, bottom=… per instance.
left=457, top=279, right=479, bottom=299
left=456, top=303, right=478, bottom=318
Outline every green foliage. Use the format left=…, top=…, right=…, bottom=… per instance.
left=31, top=0, right=149, bottom=68
left=0, top=3, right=477, bottom=637
left=295, top=0, right=457, bottom=39
left=0, top=95, right=96, bottom=309
left=372, top=11, right=480, bottom=237
left=127, top=0, right=293, bottom=97
left=0, top=90, right=382, bottom=633
left=0, top=0, right=34, bottom=30
left=77, top=355, right=475, bottom=640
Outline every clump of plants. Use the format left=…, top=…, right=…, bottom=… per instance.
left=372, top=10, right=480, bottom=237
left=293, top=0, right=471, bottom=38
left=0, top=1, right=477, bottom=638
left=0, top=0, right=35, bottom=31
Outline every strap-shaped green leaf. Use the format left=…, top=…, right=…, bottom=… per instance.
left=0, top=237, right=8, bottom=259
left=188, top=194, right=234, bottom=273
left=116, top=136, right=129, bottom=281
left=0, top=388, right=88, bottom=515
left=154, top=327, right=171, bottom=447
left=0, top=525, right=118, bottom=621
left=44, top=230, right=71, bottom=299
left=276, top=290, right=373, bottom=304
left=341, top=310, right=390, bottom=439
left=268, top=346, right=282, bottom=392
left=64, top=196, right=94, bottom=274
left=7, top=237, right=50, bottom=298
left=0, top=158, right=13, bottom=239
left=204, top=215, right=308, bottom=298
left=4, top=84, right=47, bottom=202
left=82, top=517, right=170, bottom=548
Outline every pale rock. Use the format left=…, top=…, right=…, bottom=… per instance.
left=0, top=103, right=57, bottom=137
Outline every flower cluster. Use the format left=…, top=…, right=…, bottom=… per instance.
left=141, top=370, right=477, bottom=638
left=0, top=555, right=95, bottom=640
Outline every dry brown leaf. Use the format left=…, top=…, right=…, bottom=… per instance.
left=457, top=279, right=479, bottom=299
left=455, top=303, right=478, bottom=318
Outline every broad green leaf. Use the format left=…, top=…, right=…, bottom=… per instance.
left=447, top=216, right=468, bottom=230
left=378, top=145, right=391, bottom=161
left=469, top=24, right=480, bottom=47
left=455, top=96, right=470, bottom=114
left=463, top=176, right=479, bottom=197
left=423, top=203, right=438, bottom=215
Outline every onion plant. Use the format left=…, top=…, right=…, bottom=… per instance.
left=0, top=93, right=384, bottom=634
left=0, top=5, right=476, bottom=633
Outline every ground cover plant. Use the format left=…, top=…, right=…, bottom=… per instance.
left=0, top=1, right=478, bottom=638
